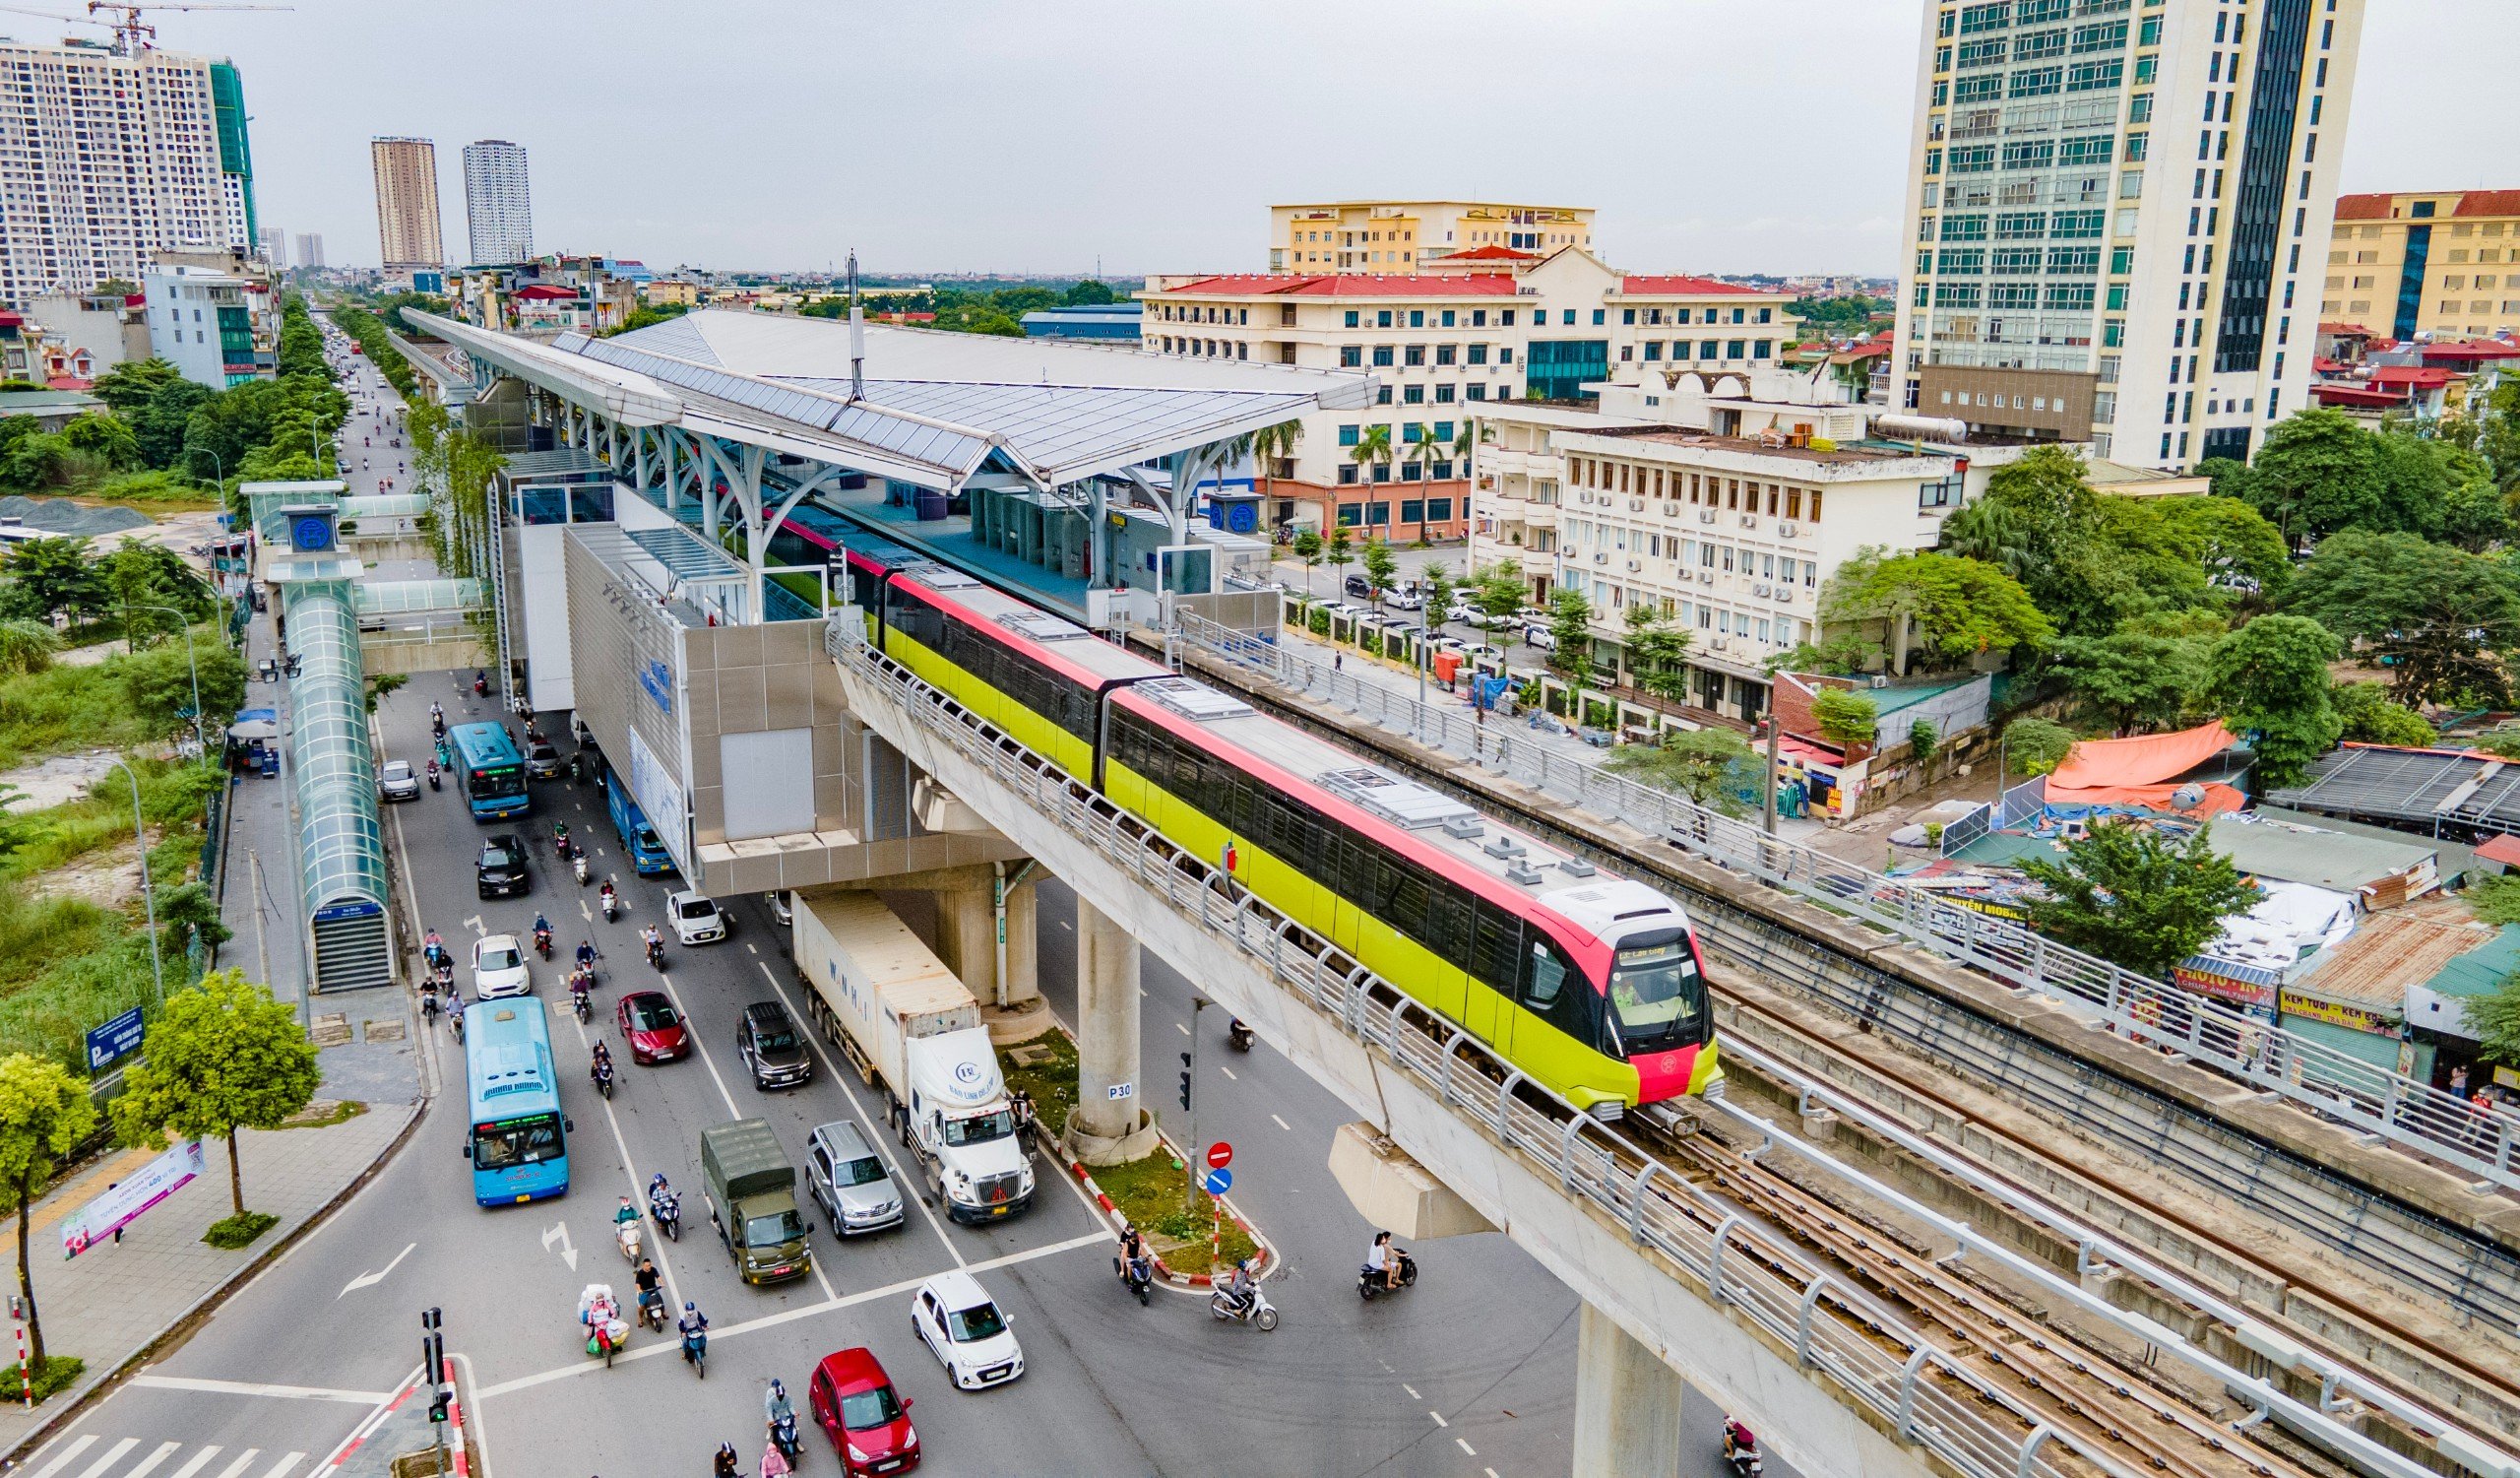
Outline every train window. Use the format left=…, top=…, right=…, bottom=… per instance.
left=1523, top=940, right=1567, bottom=1009
left=1470, top=899, right=1522, bottom=992
left=1425, top=884, right=1476, bottom=974
left=1606, top=930, right=1705, bottom=1054
left=1521, top=934, right=1597, bottom=1044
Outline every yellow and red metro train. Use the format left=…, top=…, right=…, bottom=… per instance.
left=842, top=540, right=1720, bottom=1115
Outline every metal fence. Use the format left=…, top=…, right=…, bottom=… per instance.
left=826, top=616, right=2149, bottom=1478
left=1169, top=612, right=2520, bottom=1195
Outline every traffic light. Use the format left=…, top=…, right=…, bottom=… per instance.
left=1177, top=1052, right=1193, bottom=1112
left=427, top=1385, right=451, bottom=1424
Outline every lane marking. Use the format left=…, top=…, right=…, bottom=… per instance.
left=752, top=961, right=962, bottom=1266
left=119, top=1443, right=182, bottom=1478
left=210, top=1453, right=261, bottom=1478
left=1174, top=1021, right=1189, bottom=1037
left=1456, top=1438, right=1478, bottom=1457
left=1218, top=1064, right=1236, bottom=1081
left=129, top=1376, right=395, bottom=1404
left=256, top=1456, right=305, bottom=1478
left=27, top=1436, right=96, bottom=1478
left=166, top=1451, right=223, bottom=1478
left=745, top=942, right=758, bottom=956
left=1271, top=1114, right=1292, bottom=1132
left=569, top=961, right=688, bottom=1316
left=72, top=1440, right=139, bottom=1478
left=1428, top=1410, right=1447, bottom=1427
left=475, top=1230, right=1107, bottom=1400
left=661, top=970, right=837, bottom=1301
left=539, top=1220, right=577, bottom=1271
left=1487, top=1468, right=1503, bottom=1478
left=1402, top=1383, right=1420, bottom=1399
left=337, top=1241, right=416, bottom=1298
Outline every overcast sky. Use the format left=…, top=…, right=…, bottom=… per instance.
left=175, top=0, right=2520, bottom=280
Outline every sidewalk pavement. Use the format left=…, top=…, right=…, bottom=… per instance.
left=0, top=1105, right=418, bottom=1458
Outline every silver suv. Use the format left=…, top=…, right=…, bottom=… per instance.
left=805, top=1121, right=904, bottom=1235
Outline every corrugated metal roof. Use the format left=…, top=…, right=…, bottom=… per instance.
left=2293, top=898, right=2495, bottom=1007
left=2270, top=745, right=2520, bottom=837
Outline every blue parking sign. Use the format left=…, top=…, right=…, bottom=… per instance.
left=86, top=1007, right=144, bottom=1071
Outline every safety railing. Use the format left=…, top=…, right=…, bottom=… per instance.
left=828, top=616, right=2191, bottom=1478
left=1169, top=612, right=2520, bottom=1195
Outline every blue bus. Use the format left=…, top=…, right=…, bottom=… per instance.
left=450, top=723, right=531, bottom=821
left=462, top=998, right=569, bottom=1204
left=604, top=771, right=676, bottom=875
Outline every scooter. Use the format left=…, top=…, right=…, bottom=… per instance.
left=593, top=1058, right=615, bottom=1100
left=1209, top=1277, right=1278, bottom=1330
left=616, top=1216, right=642, bottom=1263
left=571, top=978, right=591, bottom=1023
left=646, top=937, right=666, bottom=972
left=425, top=761, right=441, bottom=792
left=651, top=1189, right=681, bottom=1242
left=573, top=852, right=591, bottom=885
left=681, top=1324, right=708, bottom=1380
left=600, top=886, right=620, bottom=924
left=770, top=1413, right=801, bottom=1464
left=1358, top=1249, right=1418, bottom=1302
left=1114, top=1253, right=1154, bottom=1307
left=1724, top=1420, right=1763, bottom=1477
left=1227, top=1018, right=1254, bottom=1053
left=535, top=928, right=553, bottom=960
left=637, top=1287, right=667, bottom=1333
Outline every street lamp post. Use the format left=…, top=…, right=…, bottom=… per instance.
left=133, top=604, right=206, bottom=759
left=105, top=754, right=165, bottom=1007
left=307, top=412, right=329, bottom=477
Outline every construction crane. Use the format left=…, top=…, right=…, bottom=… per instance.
left=0, top=3, right=112, bottom=38
left=85, top=2, right=290, bottom=53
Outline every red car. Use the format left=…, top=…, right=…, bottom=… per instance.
left=614, top=991, right=688, bottom=1064
left=810, top=1347, right=918, bottom=1474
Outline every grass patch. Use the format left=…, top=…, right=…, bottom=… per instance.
left=1092, top=1149, right=1257, bottom=1278
left=201, top=1210, right=277, bottom=1250
left=81, top=471, right=222, bottom=512
left=996, top=1031, right=1079, bottom=1143
left=277, top=1099, right=367, bottom=1130
left=0, top=1354, right=85, bottom=1403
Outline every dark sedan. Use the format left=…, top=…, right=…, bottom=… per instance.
left=475, top=833, right=530, bottom=898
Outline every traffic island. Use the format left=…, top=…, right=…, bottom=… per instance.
left=0, top=1357, right=85, bottom=1407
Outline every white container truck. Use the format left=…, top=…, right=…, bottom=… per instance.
left=792, top=891, right=1036, bottom=1224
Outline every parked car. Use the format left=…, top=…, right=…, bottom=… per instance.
left=1382, top=588, right=1423, bottom=611
left=525, top=739, right=563, bottom=780
left=738, top=999, right=813, bottom=1089
left=806, top=1120, right=904, bottom=1235
left=475, top=834, right=530, bottom=898
left=615, top=990, right=689, bottom=1064
left=377, top=759, right=419, bottom=803
left=1524, top=625, right=1559, bottom=652
left=667, top=890, right=727, bottom=945
left=1443, top=602, right=1479, bottom=626
left=765, top=890, right=794, bottom=930
left=910, top=1272, right=1024, bottom=1390
left=472, top=934, right=530, bottom=998
left=810, top=1346, right=919, bottom=1475
left=1343, top=574, right=1373, bottom=601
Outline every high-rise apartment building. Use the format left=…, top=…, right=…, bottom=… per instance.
left=461, top=139, right=533, bottom=265
left=257, top=226, right=286, bottom=269
left=1890, top=0, right=2366, bottom=468
left=2322, top=190, right=2520, bottom=342
left=1269, top=201, right=1595, bottom=274
left=295, top=233, right=326, bottom=270
left=370, top=136, right=445, bottom=276
left=0, top=37, right=254, bottom=301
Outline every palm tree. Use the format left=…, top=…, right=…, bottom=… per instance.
left=1350, top=423, right=1394, bottom=537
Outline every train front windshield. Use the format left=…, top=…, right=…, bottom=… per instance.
left=1605, top=930, right=1706, bottom=1053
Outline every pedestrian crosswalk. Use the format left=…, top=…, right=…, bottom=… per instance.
left=24, top=1436, right=308, bottom=1478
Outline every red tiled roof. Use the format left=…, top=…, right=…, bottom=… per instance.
left=45, top=375, right=90, bottom=391
left=2311, top=357, right=2349, bottom=374
left=2422, top=340, right=2520, bottom=361
left=1153, top=273, right=1520, bottom=298
left=1618, top=275, right=1766, bottom=296
left=2333, top=193, right=2393, bottom=221
left=2318, top=321, right=2372, bottom=336
left=2454, top=190, right=2520, bottom=218
left=2366, top=365, right=2457, bottom=387
left=2311, top=383, right=2412, bottom=407
left=512, top=285, right=577, bottom=300
left=2476, top=833, right=2520, bottom=868
left=1435, top=244, right=1539, bottom=261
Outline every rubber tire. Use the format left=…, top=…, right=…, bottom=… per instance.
left=1255, top=1307, right=1279, bottom=1331
left=1358, top=1281, right=1375, bottom=1302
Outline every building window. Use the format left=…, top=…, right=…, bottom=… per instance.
left=1435, top=344, right=1456, bottom=365
left=1371, top=346, right=1394, bottom=367
left=1427, top=498, right=1453, bottom=521
left=1404, top=345, right=1425, bottom=366
left=1339, top=466, right=1359, bottom=486
left=1434, top=383, right=1456, bottom=403
left=1337, top=500, right=1361, bottom=523
left=1340, top=346, right=1361, bottom=367
left=1338, top=424, right=1360, bottom=447
left=1402, top=499, right=1425, bottom=523
left=1403, top=384, right=1425, bottom=404
left=1468, top=343, right=1488, bottom=364
left=1344, top=310, right=1359, bottom=328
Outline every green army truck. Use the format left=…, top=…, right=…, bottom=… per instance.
left=700, top=1118, right=812, bottom=1285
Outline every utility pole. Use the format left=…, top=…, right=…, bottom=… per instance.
left=1180, top=998, right=1205, bottom=1213
left=1763, top=709, right=1781, bottom=836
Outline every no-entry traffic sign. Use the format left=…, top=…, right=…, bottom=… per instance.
left=1206, top=1141, right=1233, bottom=1170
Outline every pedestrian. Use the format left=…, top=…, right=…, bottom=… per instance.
left=107, top=1185, right=121, bottom=1244
left=2451, top=1064, right=2469, bottom=1098
left=1333, top=652, right=1344, bottom=673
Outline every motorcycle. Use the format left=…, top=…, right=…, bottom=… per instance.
left=419, top=985, right=440, bottom=1028
left=770, top=1413, right=801, bottom=1464
left=637, top=1287, right=667, bottom=1333
left=651, top=1189, right=682, bottom=1242
left=573, top=852, right=591, bottom=885
left=646, top=937, right=666, bottom=972
left=579, top=1284, right=628, bottom=1369
left=593, top=1057, right=615, bottom=1100
left=425, top=761, right=441, bottom=792
left=1228, top=1018, right=1254, bottom=1053
left=616, top=1216, right=643, bottom=1263
left=600, top=886, right=619, bottom=923
left=681, top=1323, right=708, bottom=1380
left=1114, top=1253, right=1154, bottom=1307
left=1358, top=1249, right=1418, bottom=1302
left=1209, top=1276, right=1278, bottom=1330
left=473, top=672, right=488, bottom=697
left=571, top=978, right=592, bottom=1023
left=430, top=714, right=446, bottom=739
left=1724, top=1420, right=1763, bottom=1477
left=535, top=928, right=553, bottom=960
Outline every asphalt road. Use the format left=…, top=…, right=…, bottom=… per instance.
left=22, top=342, right=1772, bottom=1478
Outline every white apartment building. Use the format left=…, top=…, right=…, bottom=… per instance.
left=1270, top=200, right=1596, bottom=274
left=143, top=262, right=274, bottom=388
left=0, top=38, right=244, bottom=302
left=462, top=139, right=533, bottom=266
left=1890, top=0, right=2367, bottom=468
left=295, top=232, right=326, bottom=270
left=1140, top=247, right=1797, bottom=542
left=257, top=225, right=285, bottom=269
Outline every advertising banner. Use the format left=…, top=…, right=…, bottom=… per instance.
left=61, top=1140, right=206, bottom=1258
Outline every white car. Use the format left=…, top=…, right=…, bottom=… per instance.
left=910, top=1272, right=1025, bottom=1390
left=666, top=890, right=727, bottom=945
left=472, top=935, right=531, bottom=998
left=1525, top=625, right=1559, bottom=652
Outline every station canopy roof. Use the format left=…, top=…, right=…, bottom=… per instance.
left=406, top=308, right=1371, bottom=491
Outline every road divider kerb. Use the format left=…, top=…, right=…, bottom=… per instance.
left=1051, top=1129, right=1276, bottom=1292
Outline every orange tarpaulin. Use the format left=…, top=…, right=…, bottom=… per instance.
left=2047, top=721, right=2237, bottom=792
left=2038, top=782, right=2249, bottom=816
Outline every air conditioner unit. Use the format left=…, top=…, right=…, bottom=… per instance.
left=1710, top=637, right=1732, bottom=652
left=1752, top=583, right=1771, bottom=598
left=1698, top=509, right=1717, bottom=524
left=1778, top=521, right=1800, bottom=538
left=1626, top=558, right=1642, bottom=571
left=1696, top=570, right=1715, bottom=585
left=1776, top=589, right=1795, bottom=605
left=1664, top=503, right=1680, bottom=516
left=1740, top=515, right=1759, bottom=529
left=1870, top=675, right=1891, bottom=688
left=1594, top=551, right=1609, bottom=563
left=1628, top=498, right=1645, bottom=512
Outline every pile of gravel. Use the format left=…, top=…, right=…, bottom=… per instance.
left=0, top=495, right=154, bottom=537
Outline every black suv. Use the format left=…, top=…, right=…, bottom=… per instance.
left=737, top=1000, right=812, bottom=1090
left=475, top=833, right=530, bottom=899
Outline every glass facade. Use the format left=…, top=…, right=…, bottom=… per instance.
left=1524, top=339, right=1608, bottom=402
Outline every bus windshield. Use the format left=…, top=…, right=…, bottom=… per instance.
left=468, top=763, right=524, bottom=802
left=472, top=1114, right=563, bottom=1171
left=1605, top=932, right=1705, bottom=1053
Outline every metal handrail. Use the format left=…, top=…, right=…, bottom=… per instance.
left=825, top=616, right=2215, bottom=1478
left=1170, top=611, right=2520, bottom=1195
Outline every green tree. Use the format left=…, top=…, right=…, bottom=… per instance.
left=1419, top=561, right=1456, bottom=623
left=1349, top=423, right=1394, bottom=511
left=1470, top=563, right=1526, bottom=625
left=2152, top=494, right=2293, bottom=602
left=2195, top=456, right=2258, bottom=505
left=0, top=1054, right=97, bottom=1372
left=2284, top=530, right=2520, bottom=706
left=1545, top=588, right=1595, bottom=689
left=119, top=638, right=246, bottom=735
left=1248, top=419, right=1303, bottom=485
left=2049, top=627, right=2207, bottom=735
left=109, top=970, right=320, bottom=1221
left=1, top=536, right=106, bottom=622
left=1359, top=538, right=1398, bottom=609
left=362, top=671, right=409, bottom=715
left=1622, top=602, right=1693, bottom=704
left=2332, top=680, right=2436, bottom=746
left=598, top=301, right=692, bottom=338
left=2002, top=716, right=2078, bottom=777
left=2438, top=478, right=2515, bottom=553
left=1062, top=279, right=1117, bottom=306
left=1325, top=525, right=1355, bottom=587
left=2020, top=821, right=2257, bottom=979
left=1810, top=687, right=1879, bottom=747
left=1822, top=548, right=2052, bottom=673
left=1909, top=719, right=1939, bottom=762
left=2248, top=408, right=2384, bottom=546
left=2466, top=974, right=2520, bottom=1069
left=89, top=357, right=185, bottom=417
left=1291, top=529, right=1324, bottom=597
left=1606, top=726, right=1753, bottom=813
left=2205, top=614, right=2343, bottom=790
